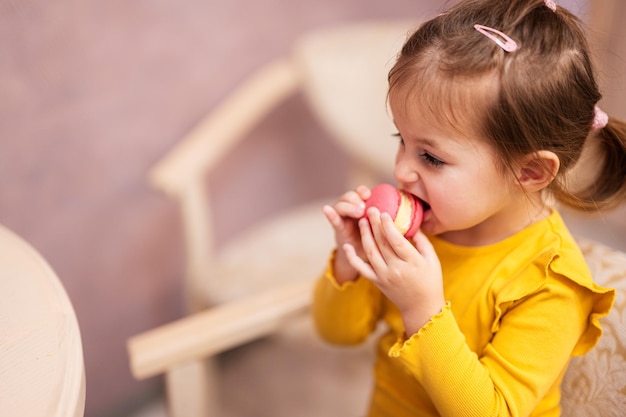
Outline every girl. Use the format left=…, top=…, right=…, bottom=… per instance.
left=313, top=0, right=625, bottom=416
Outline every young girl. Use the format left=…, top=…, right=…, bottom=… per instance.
left=313, top=1, right=625, bottom=416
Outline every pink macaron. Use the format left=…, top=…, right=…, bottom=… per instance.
left=363, top=183, right=423, bottom=238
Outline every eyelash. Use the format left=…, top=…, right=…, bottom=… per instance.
left=392, top=133, right=445, bottom=168
left=421, top=152, right=444, bottom=167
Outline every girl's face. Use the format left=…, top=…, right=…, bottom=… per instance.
left=390, top=93, right=531, bottom=246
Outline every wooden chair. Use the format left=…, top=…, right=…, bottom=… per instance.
left=127, top=20, right=415, bottom=417
left=0, top=224, right=85, bottom=417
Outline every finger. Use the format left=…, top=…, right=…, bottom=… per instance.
left=355, top=185, right=372, bottom=201
left=323, top=205, right=359, bottom=244
left=358, top=214, right=388, bottom=275
left=366, top=208, right=397, bottom=260
left=336, top=191, right=367, bottom=218
left=358, top=216, right=381, bottom=262
left=322, top=205, right=342, bottom=228
left=343, top=243, right=377, bottom=280
left=358, top=216, right=375, bottom=249
left=379, top=211, right=414, bottom=258
left=413, top=231, right=440, bottom=264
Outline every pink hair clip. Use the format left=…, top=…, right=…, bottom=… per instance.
left=474, top=24, right=518, bottom=52
left=544, top=0, right=557, bottom=12
left=592, top=106, right=608, bottom=130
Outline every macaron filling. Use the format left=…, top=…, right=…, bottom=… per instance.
left=394, top=190, right=416, bottom=236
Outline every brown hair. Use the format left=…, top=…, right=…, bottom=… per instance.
left=388, top=0, right=626, bottom=211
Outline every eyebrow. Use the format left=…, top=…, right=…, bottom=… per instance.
left=404, top=134, right=442, bottom=151
left=393, top=118, right=455, bottom=152
left=414, top=137, right=439, bottom=149
left=394, top=124, right=440, bottom=149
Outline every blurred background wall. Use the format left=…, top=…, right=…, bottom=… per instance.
left=0, top=0, right=623, bottom=416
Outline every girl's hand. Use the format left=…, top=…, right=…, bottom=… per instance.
left=343, top=207, right=446, bottom=335
left=322, top=185, right=371, bottom=284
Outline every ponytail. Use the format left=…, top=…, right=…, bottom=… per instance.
left=554, top=117, right=626, bottom=211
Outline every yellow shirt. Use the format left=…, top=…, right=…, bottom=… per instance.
left=312, top=210, right=614, bottom=417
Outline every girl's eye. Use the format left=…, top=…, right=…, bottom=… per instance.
left=393, top=132, right=444, bottom=167
left=421, top=152, right=444, bottom=167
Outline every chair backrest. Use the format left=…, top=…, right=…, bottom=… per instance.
left=147, top=20, right=416, bottom=310
left=0, top=224, right=85, bottom=417
left=561, top=238, right=626, bottom=416
left=294, top=20, right=416, bottom=185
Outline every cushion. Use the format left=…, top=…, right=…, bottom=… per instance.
left=561, top=238, right=626, bottom=416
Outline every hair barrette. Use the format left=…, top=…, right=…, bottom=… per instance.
left=544, top=0, right=557, bottom=12
left=474, top=24, right=518, bottom=52
left=592, top=106, right=608, bottom=130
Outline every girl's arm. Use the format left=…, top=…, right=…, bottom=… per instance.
left=313, top=186, right=384, bottom=344
left=311, top=251, right=383, bottom=345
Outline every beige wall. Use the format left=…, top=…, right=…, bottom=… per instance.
left=0, top=1, right=623, bottom=416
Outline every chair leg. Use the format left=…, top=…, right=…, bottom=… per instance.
left=165, top=358, right=219, bottom=417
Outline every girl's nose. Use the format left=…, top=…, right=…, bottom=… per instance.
left=394, top=154, right=419, bottom=184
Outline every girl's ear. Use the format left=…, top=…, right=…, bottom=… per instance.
left=516, top=150, right=560, bottom=192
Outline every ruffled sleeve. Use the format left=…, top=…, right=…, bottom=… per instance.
left=490, top=244, right=615, bottom=357
left=550, top=249, right=615, bottom=355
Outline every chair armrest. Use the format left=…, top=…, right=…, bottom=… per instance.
left=127, top=280, right=313, bottom=379
left=149, top=57, right=301, bottom=198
